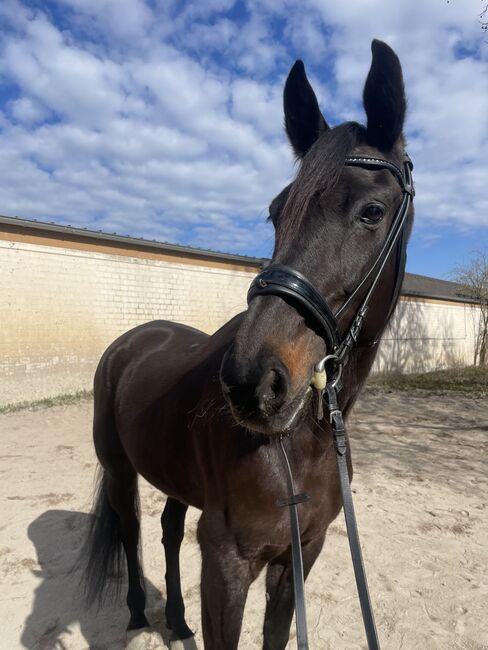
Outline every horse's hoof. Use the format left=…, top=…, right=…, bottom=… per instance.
left=127, top=612, right=150, bottom=631
left=166, top=614, right=194, bottom=640
left=166, top=620, right=194, bottom=640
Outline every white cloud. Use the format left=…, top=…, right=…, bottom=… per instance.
left=57, top=0, right=153, bottom=40
left=181, top=18, right=239, bottom=54
left=9, top=97, right=50, bottom=124
left=0, top=0, right=486, bottom=263
left=231, top=79, right=283, bottom=137
left=2, top=15, right=126, bottom=127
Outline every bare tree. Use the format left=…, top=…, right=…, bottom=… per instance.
left=481, top=2, right=488, bottom=33
left=451, top=251, right=488, bottom=366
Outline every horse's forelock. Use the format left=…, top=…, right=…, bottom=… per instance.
left=275, top=122, right=364, bottom=249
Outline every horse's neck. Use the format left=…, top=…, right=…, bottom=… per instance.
left=340, top=344, right=379, bottom=420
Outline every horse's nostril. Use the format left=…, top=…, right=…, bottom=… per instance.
left=255, top=366, right=289, bottom=415
left=220, top=350, right=291, bottom=420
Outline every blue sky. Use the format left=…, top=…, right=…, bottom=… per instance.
left=0, top=0, right=487, bottom=279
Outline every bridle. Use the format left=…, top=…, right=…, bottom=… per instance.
left=248, top=152, right=414, bottom=389
left=246, top=153, right=414, bottom=650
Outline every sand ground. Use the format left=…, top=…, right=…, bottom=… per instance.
left=1, top=388, right=487, bottom=649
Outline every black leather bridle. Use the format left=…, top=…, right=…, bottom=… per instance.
left=247, top=153, right=414, bottom=650
left=248, top=153, right=414, bottom=386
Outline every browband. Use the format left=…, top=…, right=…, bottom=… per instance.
left=345, top=155, right=414, bottom=196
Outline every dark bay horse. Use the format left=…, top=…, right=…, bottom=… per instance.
left=81, top=40, right=414, bottom=649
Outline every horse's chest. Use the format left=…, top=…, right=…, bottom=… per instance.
left=227, top=452, right=342, bottom=560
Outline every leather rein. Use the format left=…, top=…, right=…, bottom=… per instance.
left=247, top=153, right=414, bottom=650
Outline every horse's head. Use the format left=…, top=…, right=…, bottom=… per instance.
left=220, top=40, right=414, bottom=435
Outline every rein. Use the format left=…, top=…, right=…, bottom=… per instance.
left=247, top=153, right=414, bottom=650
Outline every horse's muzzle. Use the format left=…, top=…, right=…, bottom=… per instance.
left=220, top=347, right=311, bottom=435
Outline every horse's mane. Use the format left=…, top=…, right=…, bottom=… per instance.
left=276, top=121, right=365, bottom=247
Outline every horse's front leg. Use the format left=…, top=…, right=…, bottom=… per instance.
left=197, top=512, right=260, bottom=650
left=161, top=497, right=193, bottom=639
left=263, top=534, right=325, bottom=650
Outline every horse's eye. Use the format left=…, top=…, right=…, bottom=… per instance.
left=360, top=205, right=384, bottom=224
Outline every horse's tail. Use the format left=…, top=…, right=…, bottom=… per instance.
left=78, top=465, right=135, bottom=607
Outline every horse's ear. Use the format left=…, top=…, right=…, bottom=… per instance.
left=284, top=60, right=329, bottom=158
left=363, top=40, right=406, bottom=150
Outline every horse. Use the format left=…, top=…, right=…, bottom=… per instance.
left=80, top=39, right=414, bottom=649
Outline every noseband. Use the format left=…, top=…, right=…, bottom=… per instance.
left=246, top=153, right=414, bottom=650
left=247, top=152, right=414, bottom=386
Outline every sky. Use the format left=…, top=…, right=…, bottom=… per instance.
left=0, top=0, right=487, bottom=279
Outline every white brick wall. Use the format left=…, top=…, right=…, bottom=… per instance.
left=0, top=239, right=254, bottom=405
left=0, top=238, right=480, bottom=406
left=374, top=297, right=480, bottom=373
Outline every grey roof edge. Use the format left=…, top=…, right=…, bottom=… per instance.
left=0, top=214, right=481, bottom=305
left=401, top=289, right=480, bottom=305
left=0, top=214, right=266, bottom=266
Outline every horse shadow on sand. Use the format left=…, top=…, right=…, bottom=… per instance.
left=21, top=509, right=200, bottom=649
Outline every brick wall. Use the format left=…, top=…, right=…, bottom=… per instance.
left=0, top=236, right=480, bottom=406
left=374, top=297, right=480, bottom=373
left=0, top=239, right=255, bottom=406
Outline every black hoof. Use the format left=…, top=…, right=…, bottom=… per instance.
left=166, top=618, right=194, bottom=640
left=127, top=612, right=150, bottom=631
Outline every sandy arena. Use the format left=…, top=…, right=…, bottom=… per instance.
left=1, top=387, right=487, bottom=649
